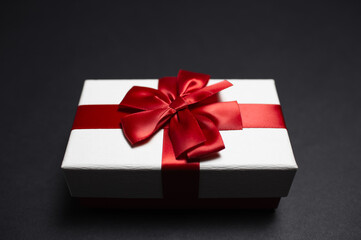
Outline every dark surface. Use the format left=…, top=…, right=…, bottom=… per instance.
left=1, top=0, right=361, bottom=239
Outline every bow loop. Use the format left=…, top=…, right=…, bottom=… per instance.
left=177, top=70, right=210, bottom=96
left=158, top=77, right=178, bottom=102
left=121, top=107, right=174, bottom=145
left=120, top=86, right=170, bottom=110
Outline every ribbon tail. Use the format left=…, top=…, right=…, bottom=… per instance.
left=168, top=108, right=206, bottom=159
left=183, top=80, right=233, bottom=105
left=187, top=114, right=225, bottom=159
left=191, top=101, right=243, bottom=130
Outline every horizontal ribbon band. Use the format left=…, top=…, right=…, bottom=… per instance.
left=72, top=104, right=286, bottom=130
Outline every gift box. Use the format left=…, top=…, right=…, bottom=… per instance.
left=61, top=71, right=297, bottom=209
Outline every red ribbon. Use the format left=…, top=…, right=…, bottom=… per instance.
left=72, top=70, right=286, bottom=199
left=119, top=70, right=243, bottom=159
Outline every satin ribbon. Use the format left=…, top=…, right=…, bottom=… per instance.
left=118, top=70, right=243, bottom=159
left=72, top=104, right=286, bottom=130
left=72, top=70, right=286, bottom=199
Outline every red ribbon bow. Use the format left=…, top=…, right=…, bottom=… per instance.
left=119, top=70, right=243, bottom=159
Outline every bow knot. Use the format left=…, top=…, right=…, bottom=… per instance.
left=119, top=70, right=243, bottom=160
left=169, top=97, right=188, bottom=112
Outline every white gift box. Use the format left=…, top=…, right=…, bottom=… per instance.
left=61, top=79, right=297, bottom=208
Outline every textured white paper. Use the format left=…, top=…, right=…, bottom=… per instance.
left=62, top=79, right=297, bottom=198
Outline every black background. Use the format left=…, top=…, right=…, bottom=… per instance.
left=1, top=0, right=361, bottom=239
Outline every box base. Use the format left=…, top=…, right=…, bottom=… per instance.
left=77, top=197, right=281, bottom=209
